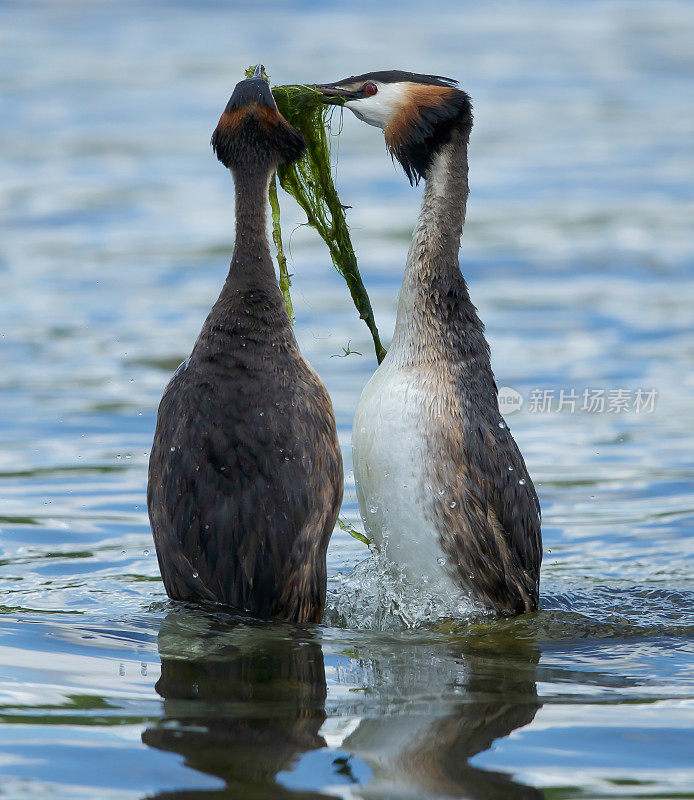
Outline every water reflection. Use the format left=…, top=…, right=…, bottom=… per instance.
left=331, top=633, right=542, bottom=799
left=142, top=608, right=330, bottom=799
left=143, top=609, right=542, bottom=798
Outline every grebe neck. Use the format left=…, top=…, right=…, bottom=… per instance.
left=389, top=125, right=486, bottom=368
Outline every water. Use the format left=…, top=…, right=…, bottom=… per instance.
left=1, top=1, right=693, bottom=797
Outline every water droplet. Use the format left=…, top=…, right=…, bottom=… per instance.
left=192, top=570, right=199, bottom=579
left=204, top=524, right=209, bottom=530
left=259, top=411, right=264, bottom=417
left=519, top=478, right=526, bottom=486
left=450, top=501, right=457, bottom=508
left=121, top=549, right=126, bottom=555
left=130, top=378, right=134, bottom=383
left=369, top=505, right=378, bottom=514
left=438, top=488, right=445, bottom=495
left=141, top=663, right=147, bottom=676
left=508, top=465, right=514, bottom=471
left=498, top=421, right=506, bottom=429
left=116, top=454, right=122, bottom=460
left=170, top=446, right=176, bottom=452
left=119, top=664, right=125, bottom=676
left=143, top=549, right=149, bottom=556
left=437, top=557, right=446, bottom=566
left=125, top=454, right=132, bottom=459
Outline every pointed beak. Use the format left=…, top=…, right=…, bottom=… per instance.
left=314, top=84, right=359, bottom=105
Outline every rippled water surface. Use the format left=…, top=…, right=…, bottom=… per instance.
left=1, top=1, right=693, bottom=797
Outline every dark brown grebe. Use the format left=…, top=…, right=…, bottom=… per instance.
left=148, top=68, right=343, bottom=623
left=317, top=71, right=541, bottom=614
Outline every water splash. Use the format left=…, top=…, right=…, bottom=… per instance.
left=325, top=550, right=481, bottom=631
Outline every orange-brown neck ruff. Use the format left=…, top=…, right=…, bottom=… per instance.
left=216, top=102, right=287, bottom=135
left=384, top=83, right=471, bottom=185
left=384, top=84, right=456, bottom=151
left=212, top=103, right=305, bottom=170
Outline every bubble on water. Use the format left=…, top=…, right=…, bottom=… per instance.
left=519, top=478, right=526, bottom=485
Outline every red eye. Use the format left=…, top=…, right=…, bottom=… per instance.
left=364, top=82, right=378, bottom=96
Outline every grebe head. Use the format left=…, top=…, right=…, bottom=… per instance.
left=316, top=70, right=472, bottom=184
left=212, top=64, right=305, bottom=172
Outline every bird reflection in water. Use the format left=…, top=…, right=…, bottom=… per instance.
left=142, top=608, right=329, bottom=799
left=338, top=633, right=543, bottom=799
left=142, top=609, right=542, bottom=799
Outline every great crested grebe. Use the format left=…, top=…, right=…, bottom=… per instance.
left=148, top=67, right=343, bottom=623
left=317, top=71, right=541, bottom=615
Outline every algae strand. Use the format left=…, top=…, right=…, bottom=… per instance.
left=242, top=65, right=385, bottom=362
left=271, top=83, right=386, bottom=363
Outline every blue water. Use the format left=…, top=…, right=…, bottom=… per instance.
left=1, top=1, right=693, bottom=797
